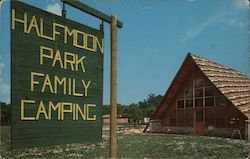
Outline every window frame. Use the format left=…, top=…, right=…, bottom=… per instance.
left=194, top=78, right=204, bottom=88
left=185, top=89, right=193, bottom=99
left=176, top=99, right=185, bottom=109
left=205, top=97, right=214, bottom=107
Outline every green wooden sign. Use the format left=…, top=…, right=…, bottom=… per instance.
left=11, top=1, right=104, bottom=148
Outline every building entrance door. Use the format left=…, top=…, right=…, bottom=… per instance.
left=195, top=110, right=204, bottom=135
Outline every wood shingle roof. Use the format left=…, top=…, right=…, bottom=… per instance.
left=191, top=54, right=250, bottom=118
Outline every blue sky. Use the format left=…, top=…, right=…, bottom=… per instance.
left=0, top=0, right=249, bottom=105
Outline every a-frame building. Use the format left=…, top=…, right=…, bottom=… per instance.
left=149, top=53, right=250, bottom=139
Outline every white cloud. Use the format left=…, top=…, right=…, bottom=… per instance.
left=0, top=55, right=4, bottom=76
left=45, top=3, right=62, bottom=16
left=221, top=18, right=244, bottom=28
left=0, top=53, right=9, bottom=103
left=182, top=11, right=228, bottom=41
left=181, top=6, right=246, bottom=42
left=0, top=0, right=7, bottom=4
left=0, top=78, right=10, bottom=103
left=0, top=1, right=2, bottom=11
left=235, top=0, right=249, bottom=8
left=0, top=6, right=8, bottom=102
left=0, top=78, right=9, bottom=95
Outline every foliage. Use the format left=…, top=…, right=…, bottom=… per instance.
left=0, top=102, right=11, bottom=125
left=103, top=94, right=163, bottom=126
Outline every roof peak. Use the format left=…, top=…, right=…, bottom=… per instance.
left=187, top=52, right=247, bottom=78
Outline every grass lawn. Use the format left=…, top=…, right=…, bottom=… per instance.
left=1, top=126, right=250, bottom=158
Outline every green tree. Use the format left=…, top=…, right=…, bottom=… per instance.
left=1, top=102, right=11, bottom=125
left=101, top=93, right=163, bottom=126
left=140, top=93, right=163, bottom=118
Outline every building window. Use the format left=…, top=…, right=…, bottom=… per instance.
left=195, top=79, right=203, bottom=88
left=177, top=100, right=184, bottom=108
left=215, top=97, right=227, bottom=106
left=205, top=97, right=214, bottom=107
left=185, top=89, right=193, bottom=98
left=195, top=88, right=203, bottom=97
left=186, top=99, right=193, bottom=108
left=176, top=78, right=226, bottom=109
left=205, top=86, right=214, bottom=96
left=195, top=98, right=203, bottom=107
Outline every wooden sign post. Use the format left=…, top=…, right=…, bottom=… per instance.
left=61, top=1, right=123, bottom=158
left=110, top=15, right=118, bottom=158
